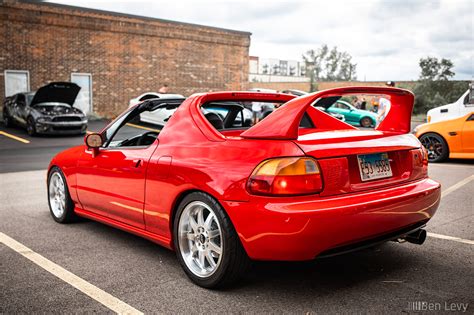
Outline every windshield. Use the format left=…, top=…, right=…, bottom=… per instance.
left=26, top=93, right=34, bottom=106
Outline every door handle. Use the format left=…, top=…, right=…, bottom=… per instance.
left=134, top=159, right=142, bottom=168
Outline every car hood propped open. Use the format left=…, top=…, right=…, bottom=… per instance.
left=30, top=82, right=81, bottom=107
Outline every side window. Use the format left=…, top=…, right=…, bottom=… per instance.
left=464, top=93, right=474, bottom=106
left=233, top=110, right=244, bottom=127
left=105, top=108, right=160, bottom=149
left=334, top=102, right=349, bottom=110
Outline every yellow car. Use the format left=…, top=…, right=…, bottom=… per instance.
left=414, top=112, right=474, bottom=162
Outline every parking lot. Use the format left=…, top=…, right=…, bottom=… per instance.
left=1, top=123, right=473, bottom=313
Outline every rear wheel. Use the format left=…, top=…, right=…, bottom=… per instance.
left=419, top=133, right=449, bottom=162
left=173, top=192, right=250, bottom=288
left=48, top=167, right=78, bottom=223
left=26, top=117, right=36, bottom=136
left=360, top=117, right=373, bottom=128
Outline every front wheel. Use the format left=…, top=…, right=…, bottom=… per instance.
left=419, top=133, right=449, bottom=162
left=3, top=110, right=12, bottom=127
left=47, top=167, right=78, bottom=223
left=173, top=192, right=250, bottom=288
left=360, top=117, right=373, bottom=128
left=26, top=117, right=37, bottom=136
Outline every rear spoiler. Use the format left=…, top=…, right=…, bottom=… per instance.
left=240, top=86, right=415, bottom=140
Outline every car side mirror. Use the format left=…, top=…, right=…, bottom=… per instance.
left=85, top=133, right=103, bottom=157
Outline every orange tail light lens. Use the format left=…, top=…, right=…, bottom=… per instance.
left=247, top=157, right=323, bottom=196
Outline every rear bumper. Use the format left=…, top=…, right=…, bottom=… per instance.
left=222, top=178, right=441, bottom=261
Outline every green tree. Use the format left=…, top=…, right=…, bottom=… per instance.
left=413, top=57, right=467, bottom=114
left=302, top=45, right=357, bottom=91
left=419, top=56, right=455, bottom=81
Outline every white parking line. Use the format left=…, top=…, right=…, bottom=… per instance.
left=430, top=163, right=474, bottom=169
left=427, top=232, right=474, bottom=245
left=441, top=174, right=474, bottom=198
left=0, top=232, right=143, bottom=315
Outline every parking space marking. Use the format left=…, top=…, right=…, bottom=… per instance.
left=125, top=123, right=161, bottom=133
left=0, top=232, right=144, bottom=315
left=427, top=232, right=474, bottom=245
left=441, top=174, right=474, bottom=198
left=0, top=131, right=30, bottom=144
left=430, top=163, right=474, bottom=169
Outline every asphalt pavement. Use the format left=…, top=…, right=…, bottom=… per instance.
left=0, top=122, right=473, bottom=313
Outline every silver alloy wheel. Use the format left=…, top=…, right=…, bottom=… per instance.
left=49, top=172, right=66, bottom=219
left=178, top=201, right=223, bottom=278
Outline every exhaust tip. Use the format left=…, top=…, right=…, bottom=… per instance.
left=405, top=229, right=427, bottom=245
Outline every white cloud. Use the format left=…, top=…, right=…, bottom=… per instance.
left=47, top=0, right=473, bottom=80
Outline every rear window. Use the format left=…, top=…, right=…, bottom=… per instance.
left=200, top=101, right=285, bottom=132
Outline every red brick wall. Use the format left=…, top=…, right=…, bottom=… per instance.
left=0, top=0, right=251, bottom=117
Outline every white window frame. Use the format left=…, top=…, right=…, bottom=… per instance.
left=71, top=72, right=93, bottom=114
left=4, top=70, right=30, bottom=97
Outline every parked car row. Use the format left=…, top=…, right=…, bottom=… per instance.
left=411, top=87, right=473, bottom=162
left=2, top=82, right=472, bottom=164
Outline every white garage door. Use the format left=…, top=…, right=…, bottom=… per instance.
left=4, top=70, right=30, bottom=97
left=71, top=73, right=92, bottom=115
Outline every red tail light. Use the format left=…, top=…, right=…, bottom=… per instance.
left=247, top=157, right=323, bottom=196
left=411, top=147, right=428, bottom=179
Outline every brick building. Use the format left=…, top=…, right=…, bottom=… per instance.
left=0, top=0, right=251, bottom=117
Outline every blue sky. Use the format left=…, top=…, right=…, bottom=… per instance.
left=48, top=0, right=473, bottom=81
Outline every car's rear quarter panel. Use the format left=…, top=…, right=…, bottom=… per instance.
left=144, top=131, right=305, bottom=243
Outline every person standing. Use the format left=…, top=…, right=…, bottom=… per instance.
left=251, top=101, right=263, bottom=124
left=353, top=96, right=361, bottom=109
left=360, top=97, right=367, bottom=110
left=158, top=84, right=169, bottom=94
left=377, top=81, right=395, bottom=124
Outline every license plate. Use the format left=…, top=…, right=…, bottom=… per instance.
left=357, top=153, right=393, bottom=182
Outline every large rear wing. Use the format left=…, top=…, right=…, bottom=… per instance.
left=240, top=86, right=415, bottom=140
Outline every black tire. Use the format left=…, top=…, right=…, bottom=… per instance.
left=360, top=116, right=373, bottom=128
left=26, top=116, right=37, bottom=136
left=419, top=133, right=449, bottom=162
left=47, top=166, right=78, bottom=223
left=173, top=192, right=250, bottom=288
left=3, top=110, right=12, bottom=127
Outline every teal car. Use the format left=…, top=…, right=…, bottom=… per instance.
left=326, top=100, right=377, bottom=127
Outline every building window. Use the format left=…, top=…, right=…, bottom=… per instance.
left=4, top=70, right=30, bottom=97
left=71, top=73, right=93, bottom=115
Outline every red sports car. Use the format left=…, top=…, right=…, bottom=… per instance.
left=47, top=87, right=441, bottom=288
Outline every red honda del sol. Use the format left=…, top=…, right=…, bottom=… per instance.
left=47, top=87, right=440, bottom=288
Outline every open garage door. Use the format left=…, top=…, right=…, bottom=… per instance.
left=71, top=73, right=92, bottom=115
left=4, top=70, right=30, bottom=97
